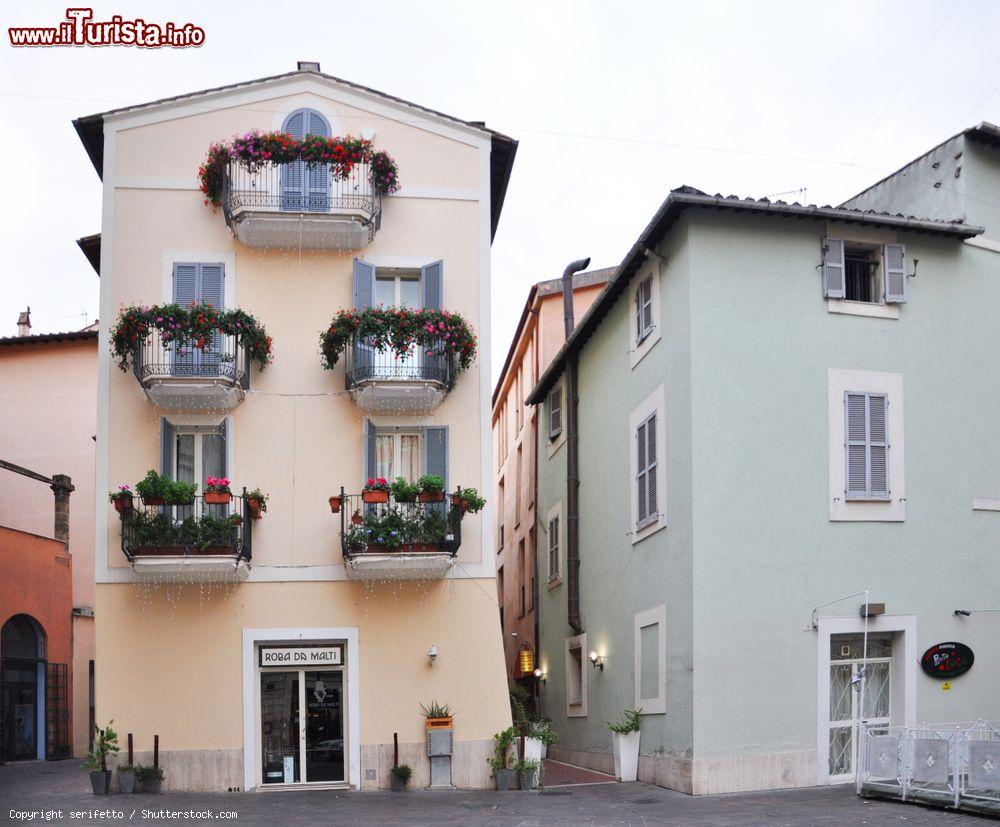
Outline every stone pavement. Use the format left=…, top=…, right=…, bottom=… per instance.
left=542, top=759, right=616, bottom=787
left=0, top=759, right=990, bottom=825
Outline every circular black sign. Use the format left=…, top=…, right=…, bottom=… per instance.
left=921, top=642, right=974, bottom=679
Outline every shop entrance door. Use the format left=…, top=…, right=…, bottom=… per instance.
left=259, top=669, right=344, bottom=786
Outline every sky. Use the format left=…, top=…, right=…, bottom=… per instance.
left=2, top=0, right=1000, bottom=383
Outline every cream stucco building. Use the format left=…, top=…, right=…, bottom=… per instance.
left=76, top=63, right=517, bottom=792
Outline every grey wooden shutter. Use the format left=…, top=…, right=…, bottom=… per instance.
left=423, top=427, right=448, bottom=516
left=868, top=394, right=889, bottom=499
left=364, top=419, right=378, bottom=480
left=220, top=418, right=229, bottom=479
left=160, top=418, right=175, bottom=477
left=304, top=109, right=330, bottom=211
left=642, top=279, right=653, bottom=336
left=823, top=238, right=846, bottom=299
left=635, top=283, right=643, bottom=342
left=172, top=264, right=198, bottom=374
left=645, top=413, right=658, bottom=519
left=884, top=244, right=907, bottom=303
left=353, top=260, right=376, bottom=377
left=199, top=263, right=225, bottom=374
left=548, top=388, right=562, bottom=438
left=636, top=419, right=649, bottom=524
left=421, top=260, right=445, bottom=380
left=280, top=109, right=306, bottom=210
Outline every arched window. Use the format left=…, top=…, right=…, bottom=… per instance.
left=280, top=108, right=331, bottom=212
left=1, top=614, right=46, bottom=661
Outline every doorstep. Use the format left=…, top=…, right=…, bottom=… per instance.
left=543, top=759, right=617, bottom=787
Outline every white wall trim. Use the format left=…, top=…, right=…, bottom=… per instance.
left=358, top=254, right=441, bottom=270
left=826, top=299, right=899, bottom=320
left=814, top=614, right=916, bottom=786
left=827, top=368, right=905, bottom=522
left=628, top=261, right=662, bottom=369
left=634, top=604, right=667, bottom=714
left=242, top=626, right=360, bottom=792
left=972, top=497, right=1000, bottom=511
left=629, top=384, right=667, bottom=543
left=476, top=129, right=493, bottom=576
left=964, top=236, right=1000, bottom=254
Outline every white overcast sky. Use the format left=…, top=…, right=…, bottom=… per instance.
left=2, top=0, right=1000, bottom=382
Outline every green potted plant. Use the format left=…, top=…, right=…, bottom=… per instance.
left=329, top=494, right=343, bottom=514
left=420, top=700, right=453, bottom=730
left=83, top=721, right=119, bottom=795
left=117, top=763, right=137, bottom=794
left=489, top=726, right=517, bottom=791
left=204, top=476, right=232, bottom=505
left=450, top=487, right=486, bottom=515
left=362, top=477, right=390, bottom=504
left=607, top=708, right=642, bottom=782
left=165, top=478, right=198, bottom=506
left=135, top=764, right=164, bottom=794
left=247, top=488, right=268, bottom=519
left=390, top=477, right=419, bottom=503
left=417, top=474, right=445, bottom=503
left=135, top=470, right=169, bottom=506
left=109, top=485, right=134, bottom=514
left=515, top=757, right=540, bottom=791
left=389, top=763, right=412, bottom=792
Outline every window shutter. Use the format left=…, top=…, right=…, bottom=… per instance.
left=198, top=263, right=225, bottom=373
left=823, top=238, right=846, bottom=299
left=220, top=418, right=229, bottom=479
left=353, top=259, right=376, bottom=310
left=421, top=260, right=443, bottom=310
left=845, top=393, right=868, bottom=499
left=364, top=419, right=378, bottom=480
left=642, top=279, right=653, bottom=336
left=280, top=110, right=306, bottom=210
left=160, top=418, right=175, bottom=477
left=646, top=414, right=658, bottom=519
left=883, top=244, right=907, bottom=303
left=549, top=389, right=562, bottom=438
left=868, top=394, right=889, bottom=498
left=636, top=420, right=648, bottom=524
left=173, top=263, right=198, bottom=306
left=635, top=283, right=643, bottom=342
left=304, top=110, right=330, bottom=211
left=423, top=426, right=448, bottom=487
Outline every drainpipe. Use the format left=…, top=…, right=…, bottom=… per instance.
left=561, top=257, right=590, bottom=636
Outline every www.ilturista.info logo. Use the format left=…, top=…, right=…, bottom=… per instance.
left=9, top=8, right=205, bottom=48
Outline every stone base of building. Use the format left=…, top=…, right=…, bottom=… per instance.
left=107, top=740, right=495, bottom=792
left=548, top=746, right=817, bottom=795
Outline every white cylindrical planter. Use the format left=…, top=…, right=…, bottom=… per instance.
left=612, top=731, right=640, bottom=782
left=523, top=736, right=543, bottom=765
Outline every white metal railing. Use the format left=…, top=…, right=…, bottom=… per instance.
left=858, top=719, right=1000, bottom=814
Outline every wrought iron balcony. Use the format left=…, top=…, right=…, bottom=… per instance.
left=335, top=489, right=462, bottom=581
left=344, top=335, right=455, bottom=414
left=132, top=334, right=250, bottom=411
left=222, top=161, right=381, bottom=249
left=118, top=490, right=252, bottom=582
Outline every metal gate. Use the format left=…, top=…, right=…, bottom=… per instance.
left=45, top=663, right=70, bottom=760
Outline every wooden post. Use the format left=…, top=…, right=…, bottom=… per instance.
left=393, top=732, right=398, bottom=768
left=153, top=734, right=159, bottom=769
left=128, top=733, right=133, bottom=765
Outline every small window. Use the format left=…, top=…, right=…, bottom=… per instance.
left=823, top=238, right=907, bottom=305
left=635, top=275, right=654, bottom=342
left=548, top=387, right=563, bottom=440
left=636, top=413, right=658, bottom=526
left=634, top=605, right=666, bottom=713
left=567, top=642, right=584, bottom=706
left=844, top=245, right=881, bottom=303
left=518, top=540, right=526, bottom=617
left=547, top=515, right=560, bottom=582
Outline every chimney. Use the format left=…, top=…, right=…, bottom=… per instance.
left=297, top=61, right=321, bottom=72
left=17, top=306, right=30, bottom=337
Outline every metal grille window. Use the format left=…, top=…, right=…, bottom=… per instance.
left=547, top=515, right=560, bottom=582
left=636, top=412, right=658, bottom=525
left=548, top=387, right=563, bottom=440
left=845, top=392, right=889, bottom=500
left=45, top=663, right=71, bottom=760
left=635, top=275, right=654, bottom=342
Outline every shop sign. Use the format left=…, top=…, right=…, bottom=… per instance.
left=259, top=645, right=342, bottom=667
left=920, top=642, right=974, bottom=679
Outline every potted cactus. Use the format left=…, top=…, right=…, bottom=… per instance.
left=417, top=474, right=445, bottom=503
left=420, top=700, right=453, bottom=730
left=204, top=476, right=232, bottom=505
left=362, top=477, right=390, bottom=504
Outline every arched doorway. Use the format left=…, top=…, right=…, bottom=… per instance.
left=1, top=614, right=46, bottom=761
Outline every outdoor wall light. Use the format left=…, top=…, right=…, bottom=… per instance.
left=589, top=651, right=604, bottom=671
left=954, top=609, right=971, bottom=617
left=534, top=668, right=546, bottom=684
left=428, top=644, right=438, bottom=665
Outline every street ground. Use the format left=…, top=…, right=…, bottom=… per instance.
left=0, top=758, right=991, bottom=826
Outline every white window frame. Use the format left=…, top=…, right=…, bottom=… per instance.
left=565, top=632, right=588, bottom=717
left=629, top=262, right=661, bottom=369
left=374, top=430, right=423, bottom=483
left=546, top=502, right=562, bottom=586
left=547, top=383, right=566, bottom=458
left=629, top=385, right=667, bottom=542
left=828, top=369, right=905, bottom=522
left=634, top=604, right=666, bottom=714
left=173, top=425, right=225, bottom=488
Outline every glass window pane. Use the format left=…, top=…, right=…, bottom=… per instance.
left=304, top=671, right=344, bottom=783
left=829, top=726, right=853, bottom=776
left=202, top=433, right=225, bottom=483
left=640, top=623, right=659, bottom=700
left=399, top=276, right=420, bottom=309
left=176, top=434, right=195, bottom=483
left=830, top=664, right=853, bottom=722
left=374, top=276, right=394, bottom=307
left=400, top=435, right=420, bottom=482
left=863, top=662, right=891, bottom=719
left=260, top=672, right=300, bottom=784
left=376, top=435, right=394, bottom=481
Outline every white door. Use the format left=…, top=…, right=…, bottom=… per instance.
left=828, top=635, right=892, bottom=782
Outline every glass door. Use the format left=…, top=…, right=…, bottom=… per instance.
left=260, top=671, right=300, bottom=785
left=373, top=273, right=421, bottom=379
left=304, top=671, right=345, bottom=783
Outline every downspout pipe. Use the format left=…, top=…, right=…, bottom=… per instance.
left=561, top=257, right=590, bottom=636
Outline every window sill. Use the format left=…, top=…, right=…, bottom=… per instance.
left=632, top=517, right=666, bottom=545
left=547, top=576, right=563, bottom=590
left=547, top=431, right=567, bottom=459
left=827, top=299, right=899, bottom=320
left=629, top=329, right=661, bottom=370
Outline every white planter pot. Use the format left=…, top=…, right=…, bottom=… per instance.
left=523, top=736, right=543, bottom=765
left=612, top=730, right=640, bottom=782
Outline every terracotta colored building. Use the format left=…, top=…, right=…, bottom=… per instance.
left=491, top=269, right=610, bottom=690
left=0, top=314, right=99, bottom=759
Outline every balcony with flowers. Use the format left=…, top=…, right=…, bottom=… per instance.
left=111, top=303, right=272, bottom=411
left=199, top=131, right=400, bottom=249
left=111, top=474, right=265, bottom=583
left=330, top=478, right=485, bottom=581
left=321, top=306, right=477, bottom=414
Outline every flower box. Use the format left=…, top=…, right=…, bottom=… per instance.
left=141, top=496, right=165, bottom=507
left=205, top=491, right=232, bottom=505
left=425, top=716, right=453, bottom=731
left=113, top=495, right=134, bottom=514
left=417, top=491, right=445, bottom=503
left=328, top=496, right=342, bottom=514
left=362, top=490, right=389, bottom=504
left=132, top=545, right=185, bottom=557
left=248, top=498, right=264, bottom=519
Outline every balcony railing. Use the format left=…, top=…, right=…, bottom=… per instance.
left=132, top=334, right=250, bottom=411
left=221, top=161, right=381, bottom=249
left=118, top=491, right=252, bottom=582
left=344, top=335, right=455, bottom=413
left=336, top=489, right=463, bottom=580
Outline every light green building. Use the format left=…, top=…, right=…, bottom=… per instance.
left=527, top=123, right=1000, bottom=795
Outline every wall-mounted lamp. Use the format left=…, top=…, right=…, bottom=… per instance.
left=954, top=609, right=971, bottom=617
left=427, top=644, right=438, bottom=666
left=908, top=258, right=919, bottom=279
left=589, top=651, right=604, bottom=671
left=533, top=668, right=546, bottom=684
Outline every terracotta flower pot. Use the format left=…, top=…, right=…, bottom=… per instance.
left=205, top=491, right=232, bottom=505
left=351, top=514, right=364, bottom=526
left=248, top=498, right=264, bottom=519
left=141, top=496, right=165, bottom=507
left=362, top=490, right=389, bottom=504
left=328, top=496, right=342, bottom=513
left=113, top=495, right=134, bottom=514
left=418, top=491, right=445, bottom=503
left=450, top=495, right=469, bottom=515
left=425, top=716, right=453, bottom=730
